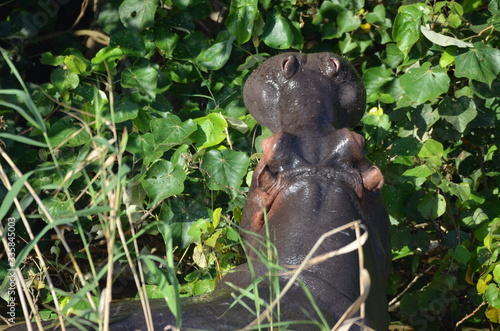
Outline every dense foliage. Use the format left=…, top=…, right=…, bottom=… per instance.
left=0, top=0, right=499, bottom=329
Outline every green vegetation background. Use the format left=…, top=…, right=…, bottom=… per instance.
left=0, top=0, right=499, bottom=329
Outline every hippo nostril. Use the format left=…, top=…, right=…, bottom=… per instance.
left=325, top=57, right=340, bottom=77
left=282, top=55, right=299, bottom=79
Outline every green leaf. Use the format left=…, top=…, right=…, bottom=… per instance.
left=203, top=149, right=250, bottom=194
left=438, top=96, right=477, bottom=133
left=113, top=97, right=139, bottom=123
left=63, top=54, right=89, bottom=75
left=477, top=274, right=492, bottom=294
left=51, top=68, right=79, bottom=93
left=48, top=117, right=90, bottom=147
left=362, top=67, right=394, bottom=102
left=485, top=284, right=500, bottom=309
left=188, top=219, right=212, bottom=243
left=452, top=244, right=470, bottom=264
left=191, top=279, right=215, bottom=296
left=418, top=139, right=443, bottom=158
left=455, top=42, right=500, bottom=87
left=121, top=65, right=158, bottom=100
left=142, top=160, right=186, bottom=208
left=485, top=306, right=500, bottom=323
left=197, top=31, right=235, bottom=71
left=40, top=52, right=64, bottom=66
left=151, top=115, right=197, bottom=152
left=403, top=165, right=435, bottom=178
left=339, top=34, right=357, bottom=54
left=448, top=182, right=471, bottom=202
left=166, top=62, right=193, bottom=83
left=399, top=62, right=450, bottom=103
left=383, top=43, right=404, bottom=68
left=493, top=265, right=500, bottom=284
left=110, top=30, right=147, bottom=57
left=366, top=5, right=386, bottom=24
left=337, top=10, right=360, bottom=34
left=262, top=9, right=303, bottom=50
left=462, top=208, right=488, bottom=227
left=126, top=132, right=162, bottom=167
left=418, top=193, right=446, bottom=219
left=392, top=5, right=423, bottom=55
left=155, top=27, right=179, bottom=58
left=439, top=47, right=456, bottom=67
left=193, top=113, right=228, bottom=150
left=119, top=0, right=159, bottom=32
left=91, top=46, right=124, bottom=71
left=40, top=197, right=74, bottom=223
left=226, top=0, right=258, bottom=44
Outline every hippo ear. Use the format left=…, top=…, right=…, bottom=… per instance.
left=362, top=166, right=384, bottom=191
left=324, top=57, right=340, bottom=77
left=282, top=55, right=299, bottom=79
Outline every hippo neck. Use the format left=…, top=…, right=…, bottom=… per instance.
left=278, top=111, right=336, bottom=138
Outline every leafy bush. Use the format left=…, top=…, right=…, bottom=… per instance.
left=0, top=0, right=499, bottom=329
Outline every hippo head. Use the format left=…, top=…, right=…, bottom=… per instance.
left=243, top=52, right=366, bottom=135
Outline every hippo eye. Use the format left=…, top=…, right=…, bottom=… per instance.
left=324, top=57, right=340, bottom=77
left=282, top=55, right=299, bottom=79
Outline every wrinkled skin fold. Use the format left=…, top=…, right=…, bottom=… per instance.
left=8, top=53, right=390, bottom=330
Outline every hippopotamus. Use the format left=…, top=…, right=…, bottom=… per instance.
left=7, top=53, right=390, bottom=330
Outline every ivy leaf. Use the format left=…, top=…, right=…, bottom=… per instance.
left=403, top=165, right=435, bottom=178
left=91, top=46, right=124, bottom=71
left=51, top=68, right=79, bottom=93
left=126, top=132, right=161, bottom=167
left=452, top=244, right=470, bottom=264
left=203, top=149, right=250, bottom=195
left=486, top=306, right=500, bottom=323
left=110, top=30, right=147, bottom=57
left=197, top=31, right=236, bottom=71
left=40, top=52, right=64, bottom=66
left=40, top=197, right=73, bottom=223
left=48, top=117, right=90, bottom=147
left=119, top=0, right=159, bottom=32
left=114, top=96, right=139, bottom=123
left=121, top=65, right=158, bottom=100
left=400, top=62, right=450, bottom=103
left=142, top=160, right=186, bottom=208
left=166, top=62, right=193, bottom=83
left=64, top=54, right=89, bottom=75
left=485, top=284, right=500, bottom=309
left=262, top=9, right=303, bottom=50
left=493, top=265, right=500, bottom=284
left=225, top=0, right=258, bottom=44
left=418, top=139, right=444, bottom=158
left=448, top=182, right=471, bottom=202
left=151, top=115, right=197, bottom=152
left=392, top=4, right=423, bottom=55
left=366, top=4, right=386, bottom=24
left=362, top=67, right=394, bottom=102
left=418, top=193, right=446, bottom=219
left=462, top=208, right=488, bottom=227
left=455, top=42, right=500, bottom=87
left=155, top=26, right=179, bottom=59
left=337, top=10, right=360, bottom=34
left=438, top=97, right=477, bottom=133
left=192, top=113, right=228, bottom=150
